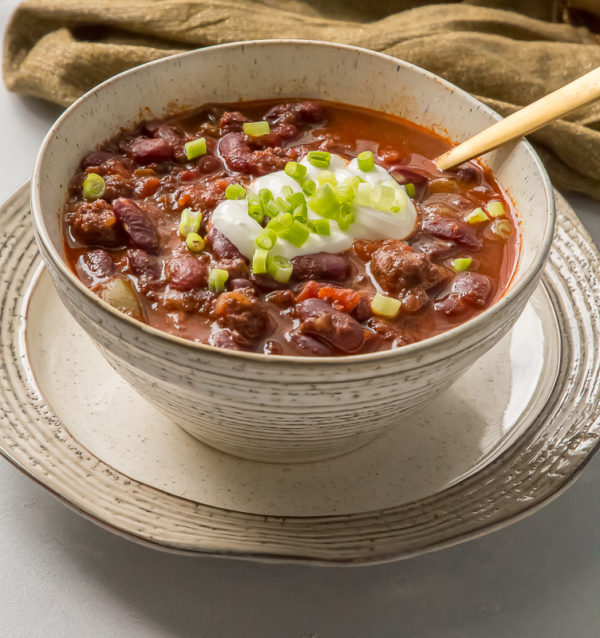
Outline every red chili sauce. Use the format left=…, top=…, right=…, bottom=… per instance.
left=62, top=99, right=519, bottom=356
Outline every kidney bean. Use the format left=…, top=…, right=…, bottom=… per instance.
left=455, top=163, right=481, bottom=184
left=179, top=155, right=223, bottom=181
left=264, top=101, right=327, bottom=125
left=131, top=137, right=172, bottom=163
left=296, top=298, right=364, bottom=353
left=214, top=290, right=269, bottom=340
left=218, top=132, right=288, bottom=175
left=80, top=150, right=119, bottom=169
left=67, top=200, right=123, bottom=248
left=265, top=289, right=295, bottom=308
left=209, top=328, right=252, bottom=351
left=112, top=198, right=159, bottom=253
left=142, top=120, right=186, bottom=160
left=250, top=273, right=286, bottom=292
left=411, top=236, right=458, bottom=260
left=164, top=255, right=208, bottom=291
left=80, top=248, right=114, bottom=281
left=206, top=227, right=244, bottom=260
left=434, top=273, right=493, bottom=316
left=389, top=165, right=429, bottom=184
left=128, top=248, right=161, bottom=281
left=421, top=214, right=482, bottom=250
left=351, top=295, right=372, bottom=322
left=291, top=253, right=350, bottom=282
left=287, top=329, right=333, bottom=356
left=230, top=278, right=256, bottom=292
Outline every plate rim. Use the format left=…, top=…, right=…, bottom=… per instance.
left=1, top=181, right=599, bottom=565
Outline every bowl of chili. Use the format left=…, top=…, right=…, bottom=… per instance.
left=31, top=40, right=554, bottom=462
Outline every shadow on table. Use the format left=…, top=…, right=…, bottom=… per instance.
left=12, top=455, right=600, bottom=638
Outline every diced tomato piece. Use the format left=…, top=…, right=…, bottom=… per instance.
left=317, top=285, right=361, bottom=313
left=296, top=280, right=324, bottom=303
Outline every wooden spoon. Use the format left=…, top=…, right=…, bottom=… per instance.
left=434, top=66, right=600, bottom=171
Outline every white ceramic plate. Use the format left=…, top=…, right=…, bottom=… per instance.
left=1, top=183, right=599, bottom=564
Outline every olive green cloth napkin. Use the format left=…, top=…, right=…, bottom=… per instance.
left=5, top=0, right=600, bottom=197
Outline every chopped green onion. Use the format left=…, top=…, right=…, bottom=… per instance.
left=259, top=188, right=273, bottom=205
left=185, top=232, right=205, bottom=253
left=247, top=193, right=264, bottom=224
left=252, top=248, right=269, bottom=274
left=491, top=219, right=513, bottom=239
left=267, top=216, right=285, bottom=233
left=452, top=257, right=472, bottom=272
left=265, top=199, right=281, bottom=218
left=267, top=254, right=293, bottom=284
left=284, top=161, right=307, bottom=181
left=178, top=208, right=202, bottom=238
left=338, top=208, right=356, bottom=231
left=280, top=220, right=310, bottom=247
left=256, top=228, right=277, bottom=250
left=243, top=121, right=270, bottom=137
left=208, top=268, right=229, bottom=292
left=276, top=197, right=293, bottom=214
left=309, top=218, right=331, bottom=235
left=334, top=176, right=361, bottom=203
left=278, top=212, right=294, bottom=229
left=371, top=293, right=401, bottom=319
left=486, top=201, right=506, bottom=218
left=405, top=183, right=416, bottom=198
left=357, top=150, right=375, bottom=172
left=308, top=184, right=339, bottom=218
left=370, top=184, right=396, bottom=211
left=287, top=192, right=306, bottom=209
left=225, top=183, right=246, bottom=200
left=184, top=137, right=207, bottom=160
left=282, top=185, right=294, bottom=200
left=307, top=151, right=331, bottom=169
left=82, top=173, right=106, bottom=201
left=354, top=182, right=372, bottom=207
left=301, top=179, right=316, bottom=196
left=465, top=207, right=489, bottom=224
left=293, top=203, right=308, bottom=222
left=317, top=170, right=337, bottom=186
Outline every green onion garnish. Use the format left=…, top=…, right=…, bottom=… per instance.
left=405, top=183, right=416, bottom=198
left=208, top=268, right=229, bottom=292
left=354, top=182, right=372, bottom=207
left=247, top=192, right=264, bottom=224
left=465, top=207, right=489, bottom=224
left=307, top=151, right=331, bottom=169
left=308, top=184, right=339, bottom=218
left=371, top=293, right=401, bottom=319
left=82, top=173, right=106, bottom=201
left=357, top=151, right=375, bottom=172
left=370, top=184, right=396, bottom=211
left=276, top=197, right=293, bottom=214
left=184, top=137, right=207, bottom=160
left=309, top=219, right=331, bottom=235
left=293, top=203, right=308, bottom=222
left=259, top=188, right=273, bottom=205
left=334, top=176, right=361, bottom=203
left=492, top=219, right=513, bottom=239
left=337, top=207, right=356, bottom=231
left=281, top=185, right=294, bottom=200
left=225, top=183, right=246, bottom=200
left=267, top=254, right=293, bottom=283
left=256, top=228, right=277, bottom=250
left=301, top=179, right=316, bottom=196
left=486, top=201, right=505, bottom=218
left=287, top=192, right=306, bottom=208
left=278, top=212, right=294, bottom=229
left=267, top=216, right=284, bottom=233
left=265, top=199, right=281, bottom=218
left=252, top=248, right=269, bottom=274
left=452, top=257, right=472, bottom=272
left=185, top=232, right=205, bottom=253
left=284, top=161, right=307, bottom=181
left=178, top=208, right=202, bottom=238
left=317, top=170, right=337, bottom=186
left=243, top=121, right=270, bottom=137
left=280, top=220, right=310, bottom=247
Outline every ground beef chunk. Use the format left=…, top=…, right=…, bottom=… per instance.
left=214, top=258, right=250, bottom=280
left=369, top=240, right=450, bottom=298
left=214, top=290, right=270, bottom=340
left=218, top=133, right=292, bottom=175
left=434, top=273, right=493, bottom=317
left=296, top=298, right=364, bottom=353
left=67, top=199, right=123, bottom=247
left=264, top=101, right=327, bottom=126
left=219, top=111, right=251, bottom=133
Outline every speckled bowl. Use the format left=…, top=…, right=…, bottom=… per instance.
left=31, top=40, right=554, bottom=463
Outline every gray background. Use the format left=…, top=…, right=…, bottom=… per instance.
left=1, top=1, right=599, bottom=635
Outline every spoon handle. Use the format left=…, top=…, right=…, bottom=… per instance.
left=435, top=66, right=600, bottom=171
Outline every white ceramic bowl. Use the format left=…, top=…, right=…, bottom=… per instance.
left=31, top=40, right=555, bottom=463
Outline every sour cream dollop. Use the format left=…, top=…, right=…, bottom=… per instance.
left=210, top=154, right=417, bottom=260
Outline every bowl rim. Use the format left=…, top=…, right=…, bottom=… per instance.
left=31, top=38, right=555, bottom=366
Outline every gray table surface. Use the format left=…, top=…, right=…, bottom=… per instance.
left=1, top=3, right=599, bottom=636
